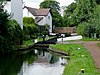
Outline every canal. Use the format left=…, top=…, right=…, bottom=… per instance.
left=0, top=49, right=68, bottom=75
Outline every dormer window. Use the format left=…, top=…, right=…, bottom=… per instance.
left=48, top=16, right=50, bottom=19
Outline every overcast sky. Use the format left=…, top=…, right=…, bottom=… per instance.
left=23, top=0, right=75, bottom=8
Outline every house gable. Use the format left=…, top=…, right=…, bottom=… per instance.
left=23, top=6, right=52, bottom=32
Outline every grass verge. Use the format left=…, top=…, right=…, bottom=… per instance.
left=23, top=39, right=33, bottom=46
left=50, top=44, right=99, bottom=75
left=81, top=37, right=100, bottom=41
left=97, top=43, right=100, bottom=48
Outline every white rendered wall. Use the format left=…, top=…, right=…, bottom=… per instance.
left=38, top=17, right=44, bottom=26
left=11, top=0, right=23, bottom=29
left=45, top=12, right=52, bottom=32
left=4, top=2, right=11, bottom=13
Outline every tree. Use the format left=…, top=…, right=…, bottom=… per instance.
left=96, top=0, right=100, bottom=4
left=40, top=0, right=60, bottom=12
left=77, top=1, right=100, bottom=38
left=0, top=1, right=23, bottom=52
left=64, top=2, right=77, bottom=18
left=63, top=2, right=77, bottom=27
left=40, top=0, right=62, bottom=27
left=73, top=0, right=96, bottom=24
left=93, top=5, right=100, bottom=38
left=0, top=1, right=10, bottom=36
left=23, top=17, right=39, bottom=40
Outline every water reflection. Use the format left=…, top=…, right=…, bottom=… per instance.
left=0, top=54, right=23, bottom=75
left=0, top=49, right=67, bottom=75
left=19, top=49, right=67, bottom=75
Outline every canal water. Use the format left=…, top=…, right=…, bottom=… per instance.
left=0, top=49, right=68, bottom=75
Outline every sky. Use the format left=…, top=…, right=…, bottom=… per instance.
left=23, top=0, right=75, bottom=8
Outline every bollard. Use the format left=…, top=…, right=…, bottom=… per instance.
left=81, top=69, right=85, bottom=73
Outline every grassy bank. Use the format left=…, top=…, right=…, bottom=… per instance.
left=23, top=40, right=33, bottom=46
left=22, top=36, right=55, bottom=46
left=97, top=43, right=100, bottom=48
left=81, top=37, right=100, bottom=41
left=50, top=44, right=99, bottom=75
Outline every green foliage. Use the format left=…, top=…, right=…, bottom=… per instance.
left=96, top=0, right=100, bottom=4
left=63, top=2, right=77, bottom=27
left=7, top=19, right=23, bottom=44
left=73, top=0, right=96, bottom=24
left=66, top=0, right=100, bottom=38
left=0, top=1, right=10, bottom=36
left=64, top=2, right=77, bottom=18
left=0, top=3, right=23, bottom=52
left=23, top=17, right=35, bottom=24
left=77, top=22, right=93, bottom=37
left=81, top=37, right=100, bottom=41
left=0, top=19, right=23, bottom=52
left=23, top=39, right=33, bottom=46
left=93, top=5, right=100, bottom=37
left=40, top=0, right=60, bottom=11
left=23, top=17, right=39, bottom=40
left=50, top=44, right=99, bottom=75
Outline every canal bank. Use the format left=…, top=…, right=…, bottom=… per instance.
left=0, top=49, right=68, bottom=75
left=50, top=44, right=100, bottom=75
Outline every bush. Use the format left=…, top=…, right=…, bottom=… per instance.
left=23, top=24, right=39, bottom=40
left=23, top=17, right=39, bottom=40
left=0, top=4, right=23, bottom=52
left=7, top=19, right=23, bottom=45
left=0, top=19, right=23, bottom=52
left=77, top=22, right=94, bottom=38
left=23, top=17, right=35, bottom=24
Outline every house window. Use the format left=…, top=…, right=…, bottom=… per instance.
left=48, top=16, right=50, bottom=19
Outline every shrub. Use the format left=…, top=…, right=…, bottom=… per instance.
left=77, top=22, right=94, bottom=38
left=23, top=17, right=39, bottom=40
left=0, top=3, right=23, bottom=52
left=0, top=19, right=23, bottom=52
left=23, top=17, right=35, bottom=24
left=7, top=19, right=23, bottom=45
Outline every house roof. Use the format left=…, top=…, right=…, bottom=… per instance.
left=35, top=17, right=43, bottom=23
left=24, top=6, right=50, bottom=16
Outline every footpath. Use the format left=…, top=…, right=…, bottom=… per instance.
left=57, top=35, right=100, bottom=72
left=83, top=42, right=100, bottom=72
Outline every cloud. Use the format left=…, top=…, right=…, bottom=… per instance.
left=23, top=0, right=75, bottom=8
left=58, top=0, right=75, bottom=6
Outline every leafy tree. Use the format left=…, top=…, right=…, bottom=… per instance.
left=96, top=0, right=100, bottom=4
left=0, top=1, right=10, bottom=36
left=64, top=2, right=77, bottom=18
left=92, top=5, right=100, bottom=37
left=40, top=0, right=62, bottom=27
left=63, top=2, right=77, bottom=27
left=40, top=0, right=60, bottom=12
left=77, top=3, right=100, bottom=38
left=23, top=17, right=39, bottom=40
left=23, top=17, right=35, bottom=24
left=0, top=1, right=23, bottom=52
left=77, top=22, right=94, bottom=37
left=73, top=0, right=96, bottom=24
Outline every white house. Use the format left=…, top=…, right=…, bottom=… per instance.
left=23, top=6, right=52, bottom=33
left=4, top=1, right=52, bottom=32
left=4, top=0, right=23, bottom=29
